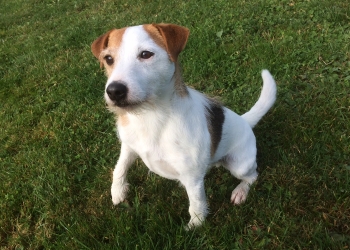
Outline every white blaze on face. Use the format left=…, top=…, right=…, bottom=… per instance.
left=105, top=25, right=176, bottom=106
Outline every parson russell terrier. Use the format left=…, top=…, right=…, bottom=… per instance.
left=91, top=23, right=277, bottom=228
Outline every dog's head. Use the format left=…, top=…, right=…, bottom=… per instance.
left=91, top=23, right=189, bottom=111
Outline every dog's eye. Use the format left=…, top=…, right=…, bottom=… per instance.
left=139, top=51, right=154, bottom=59
left=104, top=55, right=114, bottom=65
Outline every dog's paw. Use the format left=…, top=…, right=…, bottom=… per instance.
left=185, top=213, right=206, bottom=230
left=185, top=217, right=204, bottom=231
left=230, top=182, right=250, bottom=205
left=111, top=183, right=129, bottom=205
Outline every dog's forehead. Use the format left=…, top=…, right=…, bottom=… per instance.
left=108, top=27, right=127, bottom=48
left=107, top=25, right=165, bottom=50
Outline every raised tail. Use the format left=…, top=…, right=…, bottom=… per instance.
left=241, top=70, right=277, bottom=128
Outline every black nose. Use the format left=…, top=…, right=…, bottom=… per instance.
left=106, top=81, right=128, bottom=102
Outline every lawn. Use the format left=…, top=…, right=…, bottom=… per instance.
left=1, top=0, right=349, bottom=249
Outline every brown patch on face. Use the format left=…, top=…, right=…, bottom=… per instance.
left=107, top=28, right=127, bottom=49
left=99, top=48, right=117, bottom=77
left=118, top=113, right=129, bottom=127
left=107, top=105, right=128, bottom=124
left=143, top=24, right=167, bottom=51
left=144, top=24, right=189, bottom=97
left=143, top=23, right=189, bottom=62
left=91, top=28, right=126, bottom=68
left=91, top=29, right=115, bottom=59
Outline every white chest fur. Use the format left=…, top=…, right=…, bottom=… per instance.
left=117, top=98, right=212, bottom=180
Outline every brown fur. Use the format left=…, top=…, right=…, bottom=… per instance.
left=144, top=23, right=189, bottom=62
left=205, top=100, right=225, bottom=157
left=91, top=24, right=190, bottom=121
left=91, top=28, right=126, bottom=68
left=143, top=24, right=167, bottom=51
left=143, top=23, right=189, bottom=97
left=118, top=114, right=129, bottom=127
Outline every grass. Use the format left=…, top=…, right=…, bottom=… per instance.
left=0, top=0, right=349, bottom=248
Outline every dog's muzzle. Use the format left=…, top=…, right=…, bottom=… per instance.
left=106, top=81, right=128, bottom=106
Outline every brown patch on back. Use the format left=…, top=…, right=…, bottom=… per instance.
left=205, top=99, right=225, bottom=157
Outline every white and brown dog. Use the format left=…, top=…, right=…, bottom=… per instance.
left=91, top=23, right=276, bottom=228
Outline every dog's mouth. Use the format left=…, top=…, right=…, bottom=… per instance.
left=105, top=81, right=145, bottom=109
left=111, top=100, right=142, bottom=108
left=105, top=97, right=150, bottom=112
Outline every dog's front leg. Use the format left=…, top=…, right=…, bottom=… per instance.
left=182, top=177, right=208, bottom=229
left=111, top=143, right=137, bottom=205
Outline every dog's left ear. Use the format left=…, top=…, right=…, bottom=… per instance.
left=91, top=29, right=115, bottom=67
left=152, top=23, right=190, bottom=62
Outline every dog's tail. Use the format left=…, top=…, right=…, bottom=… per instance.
left=241, top=70, right=277, bottom=128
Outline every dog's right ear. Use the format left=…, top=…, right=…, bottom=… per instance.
left=91, top=30, right=115, bottom=67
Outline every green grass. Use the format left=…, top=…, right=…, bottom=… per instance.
left=1, top=0, right=349, bottom=249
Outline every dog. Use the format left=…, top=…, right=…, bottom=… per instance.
left=91, top=23, right=277, bottom=228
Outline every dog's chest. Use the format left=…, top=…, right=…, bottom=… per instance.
left=131, top=140, right=180, bottom=180
left=118, top=116, right=182, bottom=179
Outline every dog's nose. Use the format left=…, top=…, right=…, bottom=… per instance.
left=106, top=81, right=128, bottom=102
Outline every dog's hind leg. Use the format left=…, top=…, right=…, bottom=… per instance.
left=111, top=143, right=137, bottom=205
left=223, top=155, right=258, bottom=205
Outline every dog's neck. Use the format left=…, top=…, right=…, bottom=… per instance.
left=172, top=61, right=189, bottom=98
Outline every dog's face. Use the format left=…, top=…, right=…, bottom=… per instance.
left=91, top=24, right=189, bottom=111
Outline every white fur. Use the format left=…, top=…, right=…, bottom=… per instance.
left=100, top=25, right=277, bottom=228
